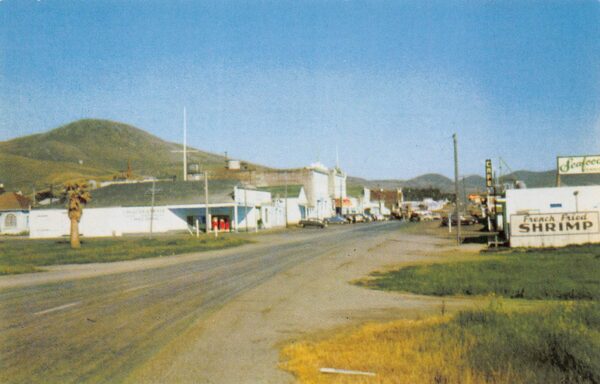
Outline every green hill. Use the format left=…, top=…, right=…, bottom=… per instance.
left=0, top=119, right=263, bottom=192
left=2, top=119, right=599, bottom=195
left=348, top=170, right=600, bottom=196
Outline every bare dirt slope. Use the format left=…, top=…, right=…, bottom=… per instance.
left=127, top=225, right=481, bottom=383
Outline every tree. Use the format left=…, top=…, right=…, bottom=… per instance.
left=64, top=182, right=91, bottom=249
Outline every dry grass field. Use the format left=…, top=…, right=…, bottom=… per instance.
left=281, top=223, right=600, bottom=384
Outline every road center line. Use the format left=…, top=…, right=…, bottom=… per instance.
left=34, top=301, right=81, bottom=316
left=123, top=284, right=154, bottom=293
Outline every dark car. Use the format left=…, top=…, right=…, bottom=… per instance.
left=325, top=215, right=347, bottom=225
left=299, top=218, right=328, bottom=228
left=441, top=214, right=478, bottom=226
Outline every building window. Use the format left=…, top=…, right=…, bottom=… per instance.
left=4, top=214, right=17, bottom=228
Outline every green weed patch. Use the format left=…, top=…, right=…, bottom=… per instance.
left=364, top=244, right=600, bottom=300
left=449, top=302, right=600, bottom=383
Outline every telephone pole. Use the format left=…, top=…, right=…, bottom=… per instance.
left=147, top=180, right=161, bottom=239
left=284, top=171, right=289, bottom=227
left=204, top=171, right=210, bottom=233
left=453, top=133, right=461, bottom=245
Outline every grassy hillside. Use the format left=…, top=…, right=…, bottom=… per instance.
left=0, top=119, right=264, bottom=192
left=2, top=119, right=598, bottom=194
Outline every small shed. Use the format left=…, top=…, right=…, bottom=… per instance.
left=0, top=192, right=31, bottom=235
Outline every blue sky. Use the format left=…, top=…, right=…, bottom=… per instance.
left=1, top=0, right=599, bottom=179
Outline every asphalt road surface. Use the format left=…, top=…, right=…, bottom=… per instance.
left=0, top=221, right=403, bottom=384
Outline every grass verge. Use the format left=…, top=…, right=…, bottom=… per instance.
left=360, top=244, right=600, bottom=300
left=0, top=234, right=251, bottom=275
left=281, top=301, right=600, bottom=384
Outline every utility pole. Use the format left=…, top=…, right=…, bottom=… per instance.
left=339, top=171, right=344, bottom=216
left=149, top=180, right=156, bottom=239
left=284, top=171, right=289, bottom=227
left=498, top=156, right=502, bottom=189
left=453, top=133, right=461, bottom=245
left=204, top=170, right=210, bottom=233
left=556, top=157, right=561, bottom=187
left=244, top=187, right=249, bottom=232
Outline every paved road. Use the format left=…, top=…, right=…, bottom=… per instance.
left=0, top=221, right=402, bottom=384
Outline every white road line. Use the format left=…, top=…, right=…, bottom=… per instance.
left=123, top=284, right=154, bottom=293
left=34, top=301, right=81, bottom=316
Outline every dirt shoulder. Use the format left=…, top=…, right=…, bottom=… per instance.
left=127, top=224, right=484, bottom=383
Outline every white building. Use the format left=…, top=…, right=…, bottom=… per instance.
left=328, top=168, right=347, bottom=214
left=253, top=162, right=342, bottom=220
left=346, top=186, right=370, bottom=214
left=505, top=185, right=600, bottom=247
left=258, top=185, right=308, bottom=227
left=0, top=192, right=31, bottom=235
left=30, top=180, right=272, bottom=238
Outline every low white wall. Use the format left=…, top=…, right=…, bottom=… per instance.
left=29, top=210, right=69, bottom=238
left=30, top=206, right=190, bottom=238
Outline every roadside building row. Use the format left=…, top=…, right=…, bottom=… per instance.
left=21, top=161, right=397, bottom=238
left=2, top=159, right=421, bottom=239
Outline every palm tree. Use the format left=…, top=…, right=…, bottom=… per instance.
left=65, top=182, right=91, bottom=249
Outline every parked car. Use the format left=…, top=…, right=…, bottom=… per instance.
left=353, top=214, right=365, bottom=223
left=325, top=215, right=347, bottom=225
left=441, top=214, right=478, bottom=226
left=373, top=213, right=385, bottom=221
left=299, top=218, right=328, bottom=228
left=362, top=213, right=373, bottom=222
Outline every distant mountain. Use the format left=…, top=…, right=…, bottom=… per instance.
left=348, top=170, right=600, bottom=195
left=348, top=173, right=475, bottom=193
left=0, top=119, right=267, bottom=192
left=499, top=170, right=600, bottom=188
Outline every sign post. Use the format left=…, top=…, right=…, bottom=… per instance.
left=485, top=159, right=493, bottom=233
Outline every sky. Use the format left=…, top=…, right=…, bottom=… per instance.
left=1, top=0, right=599, bottom=179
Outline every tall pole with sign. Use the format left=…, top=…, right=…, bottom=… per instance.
left=556, top=157, right=561, bottom=187
left=485, top=159, right=493, bottom=232
left=453, top=134, right=461, bottom=245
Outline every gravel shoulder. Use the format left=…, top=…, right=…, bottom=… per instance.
left=126, top=224, right=483, bottom=383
